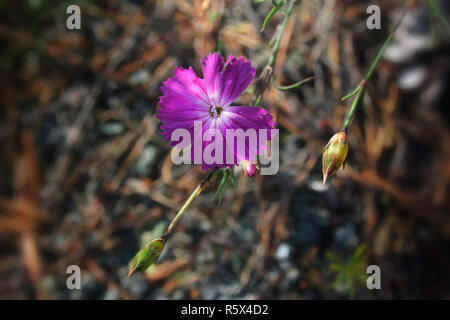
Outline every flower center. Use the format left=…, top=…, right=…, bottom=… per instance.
left=210, top=105, right=223, bottom=119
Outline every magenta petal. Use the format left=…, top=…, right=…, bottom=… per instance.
left=159, top=66, right=209, bottom=106
left=157, top=66, right=210, bottom=140
left=199, top=118, right=233, bottom=171
left=220, top=106, right=276, bottom=163
left=222, top=106, right=276, bottom=131
left=218, top=56, right=255, bottom=107
left=201, top=53, right=255, bottom=108
left=156, top=53, right=274, bottom=171
left=201, top=52, right=224, bottom=105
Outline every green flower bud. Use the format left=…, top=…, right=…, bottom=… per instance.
left=128, top=237, right=165, bottom=277
left=322, top=132, right=348, bottom=184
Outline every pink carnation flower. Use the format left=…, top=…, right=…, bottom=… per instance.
left=157, top=52, right=276, bottom=171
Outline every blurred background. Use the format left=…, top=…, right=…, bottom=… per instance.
left=0, top=0, right=449, bottom=299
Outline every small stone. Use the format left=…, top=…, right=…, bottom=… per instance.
left=309, top=180, right=329, bottom=192
left=100, top=122, right=123, bottom=135
left=134, top=145, right=158, bottom=176
left=334, top=223, right=358, bottom=248
left=275, top=243, right=291, bottom=260
left=398, top=66, right=427, bottom=90
left=128, top=69, right=150, bottom=85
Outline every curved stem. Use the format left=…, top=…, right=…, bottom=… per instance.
left=271, top=76, right=314, bottom=91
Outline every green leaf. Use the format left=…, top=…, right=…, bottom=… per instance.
left=426, top=0, right=450, bottom=29
left=353, top=244, right=366, bottom=259
left=260, top=0, right=286, bottom=32
left=242, top=86, right=255, bottom=95
left=271, top=76, right=314, bottom=91
left=329, top=263, right=342, bottom=272
left=208, top=9, right=219, bottom=23
left=212, top=168, right=231, bottom=205
left=229, top=166, right=237, bottom=188
left=326, top=244, right=368, bottom=298
left=341, top=85, right=361, bottom=101
left=325, top=251, right=342, bottom=264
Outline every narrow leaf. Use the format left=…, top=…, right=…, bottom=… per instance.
left=212, top=169, right=231, bottom=205
left=271, top=76, right=314, bottom=91
left=341, top=85, right=361, bottom=101
left=260, top=0, right=286, bottom=32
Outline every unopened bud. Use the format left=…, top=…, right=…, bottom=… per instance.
left=128, top=237, right=165, bottom=277
left=242, top=160, right=256, bottom=177
left=322, top=132, right=348, bottom=184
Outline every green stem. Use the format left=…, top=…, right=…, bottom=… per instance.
left=426, top=0, right=450, bottom=31
left=342, top=1, right=410, bottom=131
left=268, top=0, right=297, bottom=68
left=157, top=0, right=300, bottom=245
left=167, top=185, right=201, bottom=234
left=364, top=28, right=395, bottom=82
left=166, top=168, right=219, bottom=236
left=253, top=0, right=297, bottom=105
left=343, top=82, right=366, bottom=131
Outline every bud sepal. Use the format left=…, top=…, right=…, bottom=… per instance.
left=322, top=131, right=349, bottom=184
left=128, top=237, right=165, bottom=277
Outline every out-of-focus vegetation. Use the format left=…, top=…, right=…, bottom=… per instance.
left=0, top=0, right=449, bottom=299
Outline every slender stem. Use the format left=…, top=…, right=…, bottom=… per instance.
left=253, top=0, right=298, bottom=105
left=165, top=168, right=219, bottom=237
left=343, top=81, right=366, bottom=131
left=167, top=185, right=201, bottom=234
left=147, top=0, right=299, bottom=250
left=426, top=0, right=450, bottom=32
left=268, top=0, right=297, bottom=68
left=364, top=13, right=405, bottom=82
left=342, top=1, right=410, bottom=131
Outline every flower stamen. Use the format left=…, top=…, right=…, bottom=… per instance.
left=210, top=105, right=223, bottom=118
